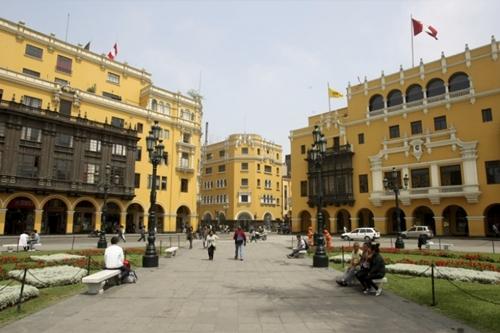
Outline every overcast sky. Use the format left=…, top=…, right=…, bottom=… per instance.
left=3, top=0, right=499, bottom=153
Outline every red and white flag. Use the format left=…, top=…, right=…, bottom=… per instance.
left=412, top=18, right=438, bottom=40
left=107, top=43, right=118, bottom=60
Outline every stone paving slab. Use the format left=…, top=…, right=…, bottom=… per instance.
left=0, top=238, right=480, bottom=332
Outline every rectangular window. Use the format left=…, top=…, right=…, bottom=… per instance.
left=148, top=175, right=161, bottom=190
left=300, top=180, right=308, bottom=197
left=241, top=147, right=249, bottom=155
left=410, top=168, right=430, bottom=188
left=56, top=55, right=72, bottom=74
left=84, top=163, right=99, bottom=184
left=180, top=152, right=189, bottom=168
left=134, top=173, right=141, bottom=188
left=206, top=153, right=212, bottom=160
left=440, top=165, right=462, bottom=186
left=264, top=165, right=272, bottom=174
left=205, top=167, right=212, bottom=174
left=359, top=174, right=368, bottom=193
left=161, top=176, right=167, bottom=190
left=112, top=144, right=126, bottom=156
left=22, top=96, right=42, bottom=108
left=485, top=160, right=500, bottom=184
left=277, top=182, right=280, bottom=190
left=107, top=72, right=120, bottom=84
left=55, top=133, right=73, bottom=148
left=160, top=128, right=170, bottom=140
left=241, top=178, right=248, bottom=187
left=88, top=139, right=101, bottom=152
left=434, top=116, right=447, bottom=131
left=241, top=162, right=248, bottom=171
left=112, top=167, right=124, bottom=185
left=111, top=117, right=124, bottom=128
left=257, top=164, right=261, bottom=172
left=389, top=125, right=400, bottom=139
left=257, top=179, right=261, bottom=187
left=384, top=170, right=402, bottom=188
left=21, top=127, right=41, bottom=142
left=55, top=78, right=69, bottom=86
left=300, top=145, right=306, bottom=154
left=25, top=44, right=43, bottom=59
left=411, top=120, right=423, bottom=135
left=219, top=150, right=225, bottom=157
left=136, top=123, right=143, bottom=133
left=333, top=136, right=340, bottom=148
left=358, top=133, right=365, bottom=144
left=482, top=108, right=493, bottom=122
left=53, top=159, right=72, bottom=180
left=241, top=194, right=249, bottom=203
left=218, top=165, right=226, bottom=172
left=135, top=147, right=142, bottom=161
left=102, top=92, right=122, bottom=101
left=22, top=68, right=40, bottom=78
left=17, top=154, right=40, bottom=178
left=181, top=178, right=188, bottom=192
left=0, top=122, right=5, bottom=137
left=182, top=133, right=191, bottom=143
left=59, top=100, right=72, bottom=116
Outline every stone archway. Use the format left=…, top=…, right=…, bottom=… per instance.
left=413, top=206, right=435, bottom=234
left=484, top=204, right=500, bottom=237
left=126, top=203, right=144, bottom=233
left=103, top=202, right=121, bottom=233
left=336, top=209, right=351, bottom=233
left=357, top=209, right=374, bottom=228
left=42, top=199, right=67, bottom=234
left=443, top=205, right=468, bottom=236
left=176, top=206, right=191, bottom=233
left=5, top=197, right=35, bottom=235
left=386, top=207, right=406, bottom=234
left=73, top=201, right=96, bottom=234
left=236, top=212, right=253, bottom=230
left=299, top=210, right=311, bottom=233
left=263, top=212, right=273, bottom=229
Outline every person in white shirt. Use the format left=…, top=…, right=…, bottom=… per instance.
left=104, top=236, right=125, bottom=270
left=206, top=230, right=219, bottom=260
left=287, top=235, right=306, bottom=258
left=18, top=231, right=30, bottom=251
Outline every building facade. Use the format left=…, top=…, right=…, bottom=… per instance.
left=198, top=134, right=282, bottom=229
left=290, top=37, right=500, bottom=237
left=0, top=18, right=202, bottom=235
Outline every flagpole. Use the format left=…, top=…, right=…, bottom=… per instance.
left=65, top=13, right=70, bottom=42
left=327, top=82, right=331, bottom=112
left=411, top=14, right=415, bottom=67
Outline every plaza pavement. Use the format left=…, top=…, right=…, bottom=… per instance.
left=0, top=237, right=479, bottom=333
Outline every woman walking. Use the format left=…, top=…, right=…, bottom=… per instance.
left=206, top=230, right=218, bottom=260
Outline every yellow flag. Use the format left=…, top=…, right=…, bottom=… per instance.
left=328, top=87, right=343, bottom=98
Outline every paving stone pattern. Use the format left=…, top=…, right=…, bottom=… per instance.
left=0, top=238, right=478, bottom=333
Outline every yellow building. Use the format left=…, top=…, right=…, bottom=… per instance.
left=198, top=134, right=282, bottom=229
left=290, top=37, right=500, bottom=237
left=0, top=18, right=202, bottom=235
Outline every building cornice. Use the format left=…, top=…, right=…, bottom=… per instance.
left=140, top=85, right=200, bottom=109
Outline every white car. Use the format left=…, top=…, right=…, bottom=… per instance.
left=401, top=226, right=434, bottom=239
left=341, top=228, right=380, bottom=241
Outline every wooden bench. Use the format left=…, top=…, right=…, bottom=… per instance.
left=82, top=269, right=121, bottom=295
left=425, top=242, right=453, bottom=250
left=165, top=246, right=178, bottom=258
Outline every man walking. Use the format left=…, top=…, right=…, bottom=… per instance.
left=186, top=225, right=193, bottom=249
left=137, top=223, right=146, bottom=242
left=233, top=226, right=247, bottom=260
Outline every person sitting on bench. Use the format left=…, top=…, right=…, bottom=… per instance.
left=28, top=230, right=40, bottom=251
left=336, top=242, right=363, bottom=286
left=357, top=242, right=385, bottom=296
left=287, top=235, right=306, bottom=258
left=104, top=236, right=129, bottom=280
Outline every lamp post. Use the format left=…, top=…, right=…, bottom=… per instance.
left=383, top=167, right=409, bottom=249
left=310, top=125, right=329, bottom=268
left=97, top=164, right=119, bottom=249
left=142, top=121, right=165, bottom=267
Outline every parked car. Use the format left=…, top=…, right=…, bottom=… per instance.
left=401, top=225, right=434, bottom=239
left=341, top=228, right=380, bottom=241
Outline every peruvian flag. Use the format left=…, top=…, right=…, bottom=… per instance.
left=107, top=43, right=118, bottom=60
left=412, top=18, right=438, bottom=40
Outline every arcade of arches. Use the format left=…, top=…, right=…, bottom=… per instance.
left=293, top=204, right=500, bottom=237
left=0, top=194, right=193, bottom=235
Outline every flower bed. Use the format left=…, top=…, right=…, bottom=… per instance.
left=0, top=285, right=39, bottom=310
left=386, top=263, right=500, bottom=284
left=8, top=265, right=87, bottom=288
left=31, top=254, right=85, bottom=262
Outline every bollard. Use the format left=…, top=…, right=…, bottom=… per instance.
left=87, top=256, right=91, bottom=276
left=431, top=263, right=436, bottom=306
left=493, top=240, right=496, bottom=254
left=71, top=235, right=76, bottom=251
left=341, top=245, right=345, bottom=268
left=17, top=268, right=28, bottom=312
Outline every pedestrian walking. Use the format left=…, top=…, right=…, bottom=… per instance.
left=137, top=223, right=146, bottom=242
left=493, top=224, right=499, bottom=238
left=118, top=225, right=126, bottom=242
left=206, top=230, right=218, bottom=260
left=233, top=226, right=247, bottom=260
left=186, top=225, right=193, bottom=249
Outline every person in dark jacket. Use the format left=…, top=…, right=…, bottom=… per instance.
left=359, top=243, right=385, bottom=296
left=233, top=226, right=247, bottom=260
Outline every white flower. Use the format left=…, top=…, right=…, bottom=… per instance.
left=8, top=265, right=87, bottom=288
left=386, top=263, right=500, bottom=284
left=0, top=285, right=39, bottom=310
left=30, top=253, right=85, bottom=262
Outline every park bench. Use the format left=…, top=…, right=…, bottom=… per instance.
left=425, top=241, right=453, bottom=250
left=82, top=269, right=121, bottom=295
left=165, top=246, right=178, bottom=258
left=296, top=250, right=308, bottom=258
left=2, top=243, right=42, bottom=252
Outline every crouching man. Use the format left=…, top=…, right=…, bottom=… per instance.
left=287, top=235, right=307, bottom=258
left=104, top=236, right=129, bottom=282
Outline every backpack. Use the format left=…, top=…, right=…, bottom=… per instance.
left=124, top=270, right=138, bottom=283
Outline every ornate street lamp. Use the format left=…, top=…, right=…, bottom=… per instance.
left=97, top=164, right=119, bottom=249
left=383, top=167, right=409, bottom=249
left=310, top=125, right=329, bottom=268
left=143, top=121, right=165, bottom=267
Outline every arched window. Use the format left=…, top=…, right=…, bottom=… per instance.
left=406, top=84, right=423, bottom=102
left=448, top=72, right=470, bottom=92
left=158, top=101, right=164, bottom=114
left=369, top=94, right=384, bottom=112
left=164, top=103, right=171, bottom=115
left=387, top=90, right=403, bottom=107
left=151, top=99, right=158, bottom=112
left=426, top=78, right=445, bottom=98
